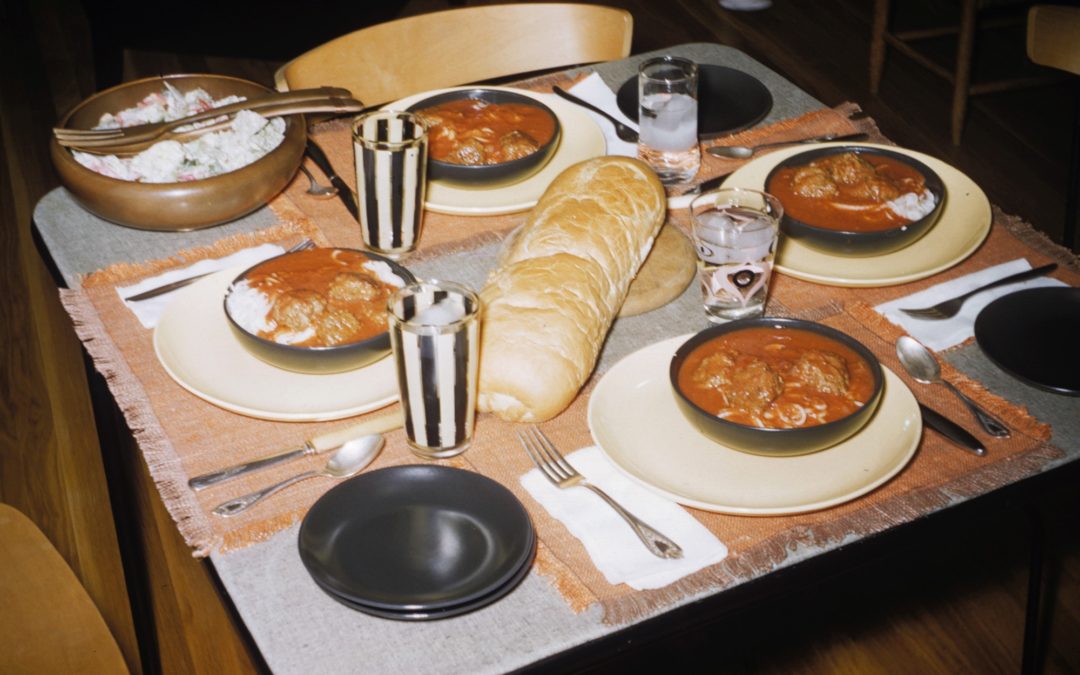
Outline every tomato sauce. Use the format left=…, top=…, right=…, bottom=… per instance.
left=767, top=152, right=928, bottom=232
left=418, top=99, right=556, bottom=165
left=677, top=326, right=876, bottom=429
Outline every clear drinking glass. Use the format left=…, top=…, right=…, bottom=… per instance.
left=387, top=280, right=481, bottom=459
left=352, top=110, right=429, bottom=259
left=690, top=188, right=783, bottom=322
left=637, top=56, right=700, bottom=185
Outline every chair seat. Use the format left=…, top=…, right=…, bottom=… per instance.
left=0, top=504, right=128, bottom=674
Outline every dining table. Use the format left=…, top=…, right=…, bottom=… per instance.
left=33, top=42, right=1080, bottom=673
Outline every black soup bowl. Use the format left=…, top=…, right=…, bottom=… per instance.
left=224, top=248, right=416, bottom=375
left=765, top=145, right=946, bottom=257
left=670, top=318, right=885, bottom=457
left=407, top=88, right=561, bottom=187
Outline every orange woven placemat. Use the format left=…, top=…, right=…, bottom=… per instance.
left=59, top=99, right=1078, bottom=625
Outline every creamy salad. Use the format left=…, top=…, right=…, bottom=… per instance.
left=72, top=84, right=286, bottom=183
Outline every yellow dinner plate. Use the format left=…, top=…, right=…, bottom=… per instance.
left=153, top=269, right=398, bottom=421
left=388, top=87, right=606, bottom=216
left=721, top=143, right=992, bottom=287
left=587, top=335, right=921, bottom=515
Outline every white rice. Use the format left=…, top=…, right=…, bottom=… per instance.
left=225, top=280, right=274, bottom=335
left=887, top=189, right=937, bottom=221
left=361, top=260, right=406, bottom=287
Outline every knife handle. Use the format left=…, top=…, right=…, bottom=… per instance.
left=920, top=404, right=986, bottom=457
left=305, top=139, right=359, bottom=220
left=310, top=409, right=404, bottom=452
left=188, top=444, right=313, bottom=491
left=187, top=409, right=403, bottom=491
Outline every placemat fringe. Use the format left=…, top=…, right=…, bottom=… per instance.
left=59, top=288, right=219, bottom=556
left=80, top=222, right=319, bottom=289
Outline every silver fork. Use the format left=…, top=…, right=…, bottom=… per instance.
left=518, top=427, right=683, bottom=559
left=125, top=239, right=315, bottom=302
left=898, top=263, right=1057, bottom=320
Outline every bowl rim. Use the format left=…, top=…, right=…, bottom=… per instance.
left=763, top=144, right=946, bottom=238
left=405, top=87, right=562, bottom=172
left=669, top=317, right=885, bottom=438
left=53, top=72, right=304, bottom=189
left=223, top=247, right=417, bottom=355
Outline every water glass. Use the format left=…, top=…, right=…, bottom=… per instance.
left=352, top=110, right=429, bottom=259
left=637, top=56, right=700, bottom=185
left=690, top=188, right=782, bottom=322
left=387, top=280, right=481, bottom=459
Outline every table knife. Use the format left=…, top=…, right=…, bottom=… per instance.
left=919, top=404, right=986, bottom=457
left=188, top=409, right=403, bottom=490
left=705, top=131, right=869, bottom=157
left=305, top=139, right=358, bottom=221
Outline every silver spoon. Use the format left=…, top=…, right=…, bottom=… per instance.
left=212, top=435, right=384, bottom=517
left=551, top=86, right=639, bottom=143
left=895, top=336, right=1010, bottom=438
left=298, top=164, right=338, bottom=199
left=706, top=132, right=869, bottom=159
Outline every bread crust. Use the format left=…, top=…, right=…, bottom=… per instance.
left=477, top=156, right=666, bottom=421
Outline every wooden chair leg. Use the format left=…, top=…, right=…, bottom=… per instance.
left=952, top=0, right=977, bottom=145
left=1021, top=501, right=1049, bottom=675
left=870, top=0, right=891, bottom=93
left=1065, top=80, right=1079, bottom=251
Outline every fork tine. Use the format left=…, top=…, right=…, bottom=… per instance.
left=529, top=427, right=574, bottom=482
left=518, top=431, right=562, bottom=486
left=898, top=307, right=947, bottom=320
left=523, top=427, right=570, bottom=482
left=531, top=427, right=578, bottom=479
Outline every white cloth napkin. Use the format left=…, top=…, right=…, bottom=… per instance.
left=875, top=258, right=1067, bottom=351
left=568, top=73, right=638, bottom=157
left=521, top=446, right=728, bottom=590
left=117, top=243, right=286, bottom=329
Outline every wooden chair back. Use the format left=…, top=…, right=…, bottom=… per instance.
left=1027, top=5, right=1080, bottom=75
left=275, top=3, right=633, bottom=104
left=0, top=503, right=129, bottom=674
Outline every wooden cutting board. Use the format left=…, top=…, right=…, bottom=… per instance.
left=620, top=224, right=697, bottom=317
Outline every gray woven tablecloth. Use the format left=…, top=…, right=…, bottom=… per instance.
left=35, top=43, right=1080, bottom=674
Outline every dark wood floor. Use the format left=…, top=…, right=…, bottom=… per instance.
left=2, top=0, right=1077, bottom=673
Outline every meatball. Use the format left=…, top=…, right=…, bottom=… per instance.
left=499, top=130, right=540, bottom=161
left=692, top=350, right=783, bottom=415
left=447, top=138, right=486, bottom=165
left=691, top=350, right=738, bottom=390
left=790, top=349, right=850, bottom=395
left=791, top=165, right=838, bottom=199
left=846, top=176, right=901, bottom=202
left=270, top=289, right=326, bottom=332
left=316, top=308, right=363, bottom=346
left=726, top=359, right=784, bottom=414
left=328, top=272, right=380, bottom=304
left=819, top=153, right=877, bottom=185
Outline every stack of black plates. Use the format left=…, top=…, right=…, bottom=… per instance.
left=298, top=464, right=536, bottom=620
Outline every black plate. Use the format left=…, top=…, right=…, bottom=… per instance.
left=616, top=64, right=773, bottom=139
left=298, top=464, right=535, bottom=612
left=310, top=537, right=535, bottom=621
left=974, top=287, right=1080, bottom=396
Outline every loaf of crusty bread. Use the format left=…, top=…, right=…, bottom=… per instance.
left=477, top=156, right=666, bottom=422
